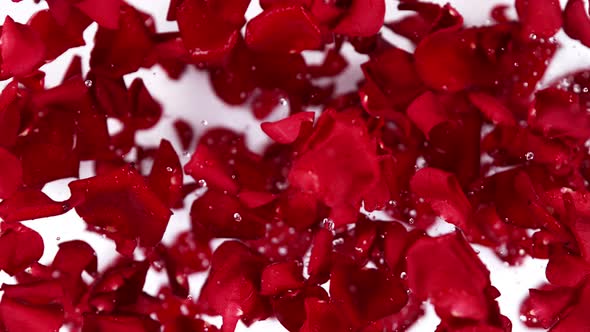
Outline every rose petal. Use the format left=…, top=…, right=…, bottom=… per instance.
left=515, top=0, right=562, bottom=38
left=261, top=111, right=314, bottom=144
left=245, top=6, right=321, bottom=53
left=0, top=223, right=44, bottom=276
left=332, top=0, right=385, bottom=37
left=148, top=139, right=183, bottom=208
left=564, top=0, right=590, bottom=48
left=0, top=147, right=22, bottom=199
left=0, top=16, right=46, bottom=77
left=260, top=261, right=305, bottom=296
left=410, top=167, right=471, bottom=230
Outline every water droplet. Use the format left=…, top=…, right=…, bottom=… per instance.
left=166, top=166, right=173, bottom=172
left=56, top=237, right=61, bottom=241
left=233, top=213, right=242, bottom=222
left=279, top=98, right=288, bottom=106
left=84, top=80, right=93, bottom=87
left=198, top=179, right=207, bottom=187
left=278, top=246, right=288, bottom=256
left=400, top=272, right=407, bottom=280
left=321, top=218, right=334, bottom=231
left=201, top=120, right=208, bottom=126
left=525, top=151, right=535, bottom=161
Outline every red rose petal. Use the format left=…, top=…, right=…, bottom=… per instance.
left=261, top=111, right=314, bottom=144
left=0, top=223, right=44, bottom=276
left=0, top=189, right=68, bottom=222
left=176, top=0, right=240, bottom=64
left=414, top=29, right=481, bottom=91
left=300, top=298, right=354, bottom=332
left=0, top=298, right=64, bottom=332
left=330, top=261, right=408, bottom=325
left=260, top=261, right=305, bottom=296
left=515, top=0, right=562, bottom=38
left=69, top=166, right=172, bottom=253
left=0, top=16, right=46, bottom=78
left=245, top=6, right=322, bottom=53
left=520, top=285, right=576, bottom=328
left=82, top=313, right=160, bottom=332
left=332, top=0, right=385, bottom=37
left=564, top=0, right=590, bottom=48
left=406, top=91, right=448, bottom=138
left=406, top=233, right=492, bottom=321
left=468, top=92, right=517, bottom=126
left=198, top=241, right=270, bottom=331
left=550, top=280, right=590, bottom=331
left=0, top=147, right=22, bottom=199
left=148, top=139, right=183, bottom=208
left=410, top=167, right=471, bottom=230
left=74, top=0, right=122, bottom=29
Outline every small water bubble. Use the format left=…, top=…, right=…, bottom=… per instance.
left=279, top=98, right=288, bottom=106
left=84, top=80, right=93, bottom=87
left=278, top=246, right=288, bottom=256
left=400, top=272, right=407, bottom=280
left=198, top=179, right=207, bottom=187
left=56, top=237, right=61, bottom=241
left=525, top=151, right=535, bottom=161
left=200, top=120, right=208, bottom=126
left=166, top=166, right=173, bottom=172
left=321, top=218, right=334, bottom=231
left=233, top=213, right=242, bottom=222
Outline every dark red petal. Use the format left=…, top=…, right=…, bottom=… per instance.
left=0, top=16, right=46, bottom=77
left=468, top=92, right=516, bottom=126
left=184, top=144, right=239, bottom=195
left=406, top=233, right=491, bottom=320
left=0, top=147, right=22, bottom=199
left=198, top=241, right=270, bottom=330
left=128, top=78, right=163, bottom=129
left=260, top=261, right=305, bottom=296
left=0, top=81, right=22, bottom=148
left=330, top=262, right=408, bottom=325
left=0, top=189, right=67, bottom=222
left=545, top=253, right=590, bottom=287
left=529, top=87, right=590, bottom=141
left=69, top=166, right=172, bottom=252
left=550, top=280, right=590, bottom=332
left=261, top=111, right=314, bottom=144
left=406, top=91, right=448, bottom=138
left=410, top=167, right=471, bottom=230
left=288, top=110, right=379, bottom=226
left=332, top=0, right=385, bottom=37
left=0, top=223, right=44, bottom=276
left=190, top=190, right=265, bottom=239
left=28, top=10, right=87, bottom=61
left=300, top=298, right=353, bottom=332
left=245, top=6, right=322, bottom=53
left=0, top=298, right=63, bottom=332
left=89, top=5, right=153, bottom=77
left=307, top=228, right=333, bottom=283
left=238, top=190, right=277, bottom=209
left=82, top=314, right=160, bottom=332
left=271, top=286, right=328, bottom=332
left=173, top=119, right=194, bottom=151
left=52, top=240, right=97, bottom=277
left=1, top=280, right=64, bottom=306
left=515, top=0, right=562, bottom=39
left=520, top=286, right=576, bottom=328
left=148, top=139, right=183, bottom=208
left=176, top=0, right=239, bottom=64
left=74, top=0, right=122, bottom=29
left=414, top=29, right=480, bottom=91
left=564, top=0, right=590, bottom=47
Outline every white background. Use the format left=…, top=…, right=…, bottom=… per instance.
left=1, top=0, right=589, bottom=331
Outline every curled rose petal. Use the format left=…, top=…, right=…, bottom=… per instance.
left=405, top=91, right=448, bottom=138
left=564, top=0, right=590, bottom=48
left=520, top=285, right=576, bottom=328
left=245, top=6, right=322, bottom=53
left=410, top=167, right=471, bottom=230
left=550, top=280, right=590, bottom=331
left=515, top=0, right=562, bottom=38
left=198, top=241, right=270, bottom=331
left=261, top=111, right=314, bottom=144
left=406, top=233, right=492, bottom=321
left=74, top=0, right=122, bottom=29
left=69, top=166, right=172, bottom=253
left=148, top=139, right=183, bottom=208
